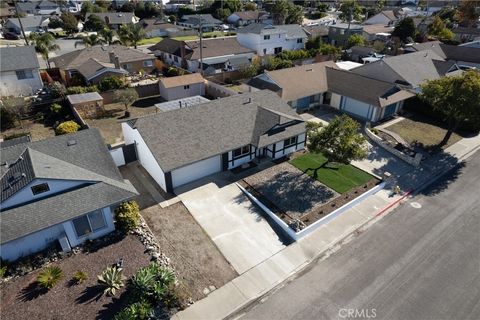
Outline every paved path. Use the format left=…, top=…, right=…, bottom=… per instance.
left=240, top=151, right=480, bottom=320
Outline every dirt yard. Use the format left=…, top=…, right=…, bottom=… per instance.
left=142, top=203, right=238, bottom=301
left=0, top=120, right=55, bottom=142
left=0, top=235, right=150, bottom=320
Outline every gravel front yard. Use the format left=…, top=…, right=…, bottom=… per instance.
left=142, top=203, right=238, bottom=301
left=243, top=161, right=338, bottom=219
left=0, top=234, right=150, bottom=320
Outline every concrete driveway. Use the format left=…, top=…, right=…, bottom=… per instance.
left=177, top=181, right=286, bottom=274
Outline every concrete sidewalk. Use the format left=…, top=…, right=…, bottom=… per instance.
left=173, top=134, right=480, bottom=320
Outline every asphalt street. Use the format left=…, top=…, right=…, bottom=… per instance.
left=240, top=152, right=480, bottom=320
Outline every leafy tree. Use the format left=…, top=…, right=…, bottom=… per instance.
left=419, top=70, right=480, bottom=147
left=99, top=27, right=116, bottom=45
left=84, top=14, right=107, bottom=32
left=456, top=0, right=480, bottom=27
left=95, top=0, right=111, bottom=10
left=244, top=2, right=256, bottom=11
left=347, top=34, right=365, bottom=48
left=119, top=2, right=135, bottom=12
left=55, top=121, right=80, bottom=135
left=98, top=76, right=125, bottom=92
left=169, top=14, right=176, bottom=23
left=115, top=88, right=139, bottom=112
left=285, top=3, right=304, bottom=24
left=215, top=8, right=231, bottom=21
left=240, top=57, right=262, bottom=78
left=437, top=28, right=454, bottom=40
left=306, top=115, right=367, bottom=165
left=29, top=33, right=60, bottom=68
left=319, top=43, right=341, bottom=57
left=429, top=16, right=454, bottom=40
left=81, top=1, right=105, bottom=17
left=118, top=23, right=146, bottom=49
left=75, top=34, right=105, bottom=48
left=338, top=0, right=363, bottom=22
left=271, top=0, right=303, bottom=25
left=317, top=3, right=329, bottom=12
left=60, top=12, right=78, bottom=35
left=48, top=17, right=63, bottom=29
left=392, top=17, right=416, bottom=42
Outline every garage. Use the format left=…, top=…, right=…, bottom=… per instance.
left=342, top=97, right=371, bottom=120
left=171, top=155, right=222, bottom=188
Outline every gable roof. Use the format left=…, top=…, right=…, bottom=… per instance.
left=126, top=91, right=305, bottom=172
left=139, top=19, right=186, bottom=33
left=326, top=68, right=415, bottom=108
left=408, top=40, right=480, bottom=64
left=6, top=15, right=47, bottom=29
left=0, top=46, right=40, bottom=72
left=237, top=23, right=307, bottom=39
left=37, top=0, right=58, bottom=8
left=50, top=45, right=153, bottom=69
left=230, top=11, right=267, bottom=21
left=362, top=24, right=394, bottom=35
left=75, top=58, right=128, bottom=80
left=159, top=73, right=204, bottom=89
left=85, top=12, right=136, bottom=25
left=180, top=14, right=222, bottom=25
left=252, top=61, right=338, bottom=102
left=0, top=129, right=137, bottom=243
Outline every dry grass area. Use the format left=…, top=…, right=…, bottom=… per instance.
left=142, top=203, right=237, bottom=301
left=86, top=102, right=158, bottom=145
left=0, top=235, right=150, bottom=320
left=386, top=115, right=465, bottom=149
left=0, top=120, right=55, bottom=142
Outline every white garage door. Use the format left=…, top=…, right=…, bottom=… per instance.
left=343, top=97, right=370, bottom=119
left=171, top=155, right=222, bottom=188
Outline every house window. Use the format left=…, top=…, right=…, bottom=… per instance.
left=284, top=136, right=297, bottom=148
left=274, top=47, right=282, bottom=54
left=263, top=48, right=267, bottom=54
left=143, top=60, right=153, bottom=67
left=122, top=63, right=132, bottom=70
left=297, top=38, right=303, bottom=43
left=16, top=69, right=34, bottom=80
left=340, top=29, right=345, bottom=35
left=174, top=56, right=179, bottom=62
left=184, top=85, right=190, bottom=89
left=72, top=210, right=106, bottom=238
left=31, top=183, right=50, bottom=195
left=233, top=145, right=250, bottom=158
left=264, top=35, right=270, bottom=40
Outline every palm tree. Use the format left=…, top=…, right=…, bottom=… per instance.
left=99, top=28, right=118, bottom=45
left=29, top=33, right=60, bottom=69
left=118, top=23, right=145, bottom=49
left=74, top=34, right=105, bottom=48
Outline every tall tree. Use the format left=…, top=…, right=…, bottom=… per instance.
left=306, top=115, right=367, bottom=165
left=347, top=34, right=365, bottom=48
left=115, top=88, right=139, bottom=113
left=338, top=0, right=363, bottom=22
left=419, top=70, right=480, bottom=147
left=80, top=1, right=105, bottom=18
left=29, top=33, right=60, bottom=69
left=84, top=14, right=107, bottom=32
left=118, top=23, right=146, bottom=49
left=99, top=27, right=116, bottom=45
left=392, top=17, right=416, bottom=42
left=271, top=0, right=303, bottom=25
left=60, top=12, right=78, bottom=36
left=456, top=0, right=480, bottom=27
left=75, top=34, right=105, bottom=48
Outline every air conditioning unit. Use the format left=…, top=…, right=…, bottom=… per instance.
left=58, top=236, right=71, bottom=253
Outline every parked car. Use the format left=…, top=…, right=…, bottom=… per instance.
left=3, top=32, right=19, bottom=40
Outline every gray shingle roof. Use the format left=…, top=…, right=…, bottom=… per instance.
left=85, top=12, right=136, bottom=25
left=181, top=14, right=222, bottom=25
left=6, top=15, right=46, bottom=29
left=0, top=46, right=40, bottom=72
left=127, top=91, right=305, bottom=172
left=0, top=129, right=137, bottom=243
left=237, top=23, right=307, bottom=39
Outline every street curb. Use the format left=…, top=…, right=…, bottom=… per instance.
left=374, top=190, right=413, bottom=217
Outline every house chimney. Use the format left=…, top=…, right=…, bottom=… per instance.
left=114, top=56, right=120, bottom=69
left=109, top=51, right=115, bottom=63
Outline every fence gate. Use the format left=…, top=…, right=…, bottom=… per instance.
left=122, top=143, right=137, bottom=164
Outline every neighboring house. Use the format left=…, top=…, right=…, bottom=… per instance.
left=452, top=26, right=480, bottom=43
left=227, top=11, right=270, bottom=27
left=15, top=1, right=38, bottom=15
left=67, top=92, right=104, bottom=119
left=236, top=23, right=308, bottom=56
left=3, top=16, right=50, bottom=36
left=50, top=45, right=155, bottom=85
left=406, top=41, right=480, bottom=69
left=0, top=5, right=14, bottom=20
left=138, top=19, right=195, bottom=38
left=362, top=24, right=394, bottom=42
left=121, top=90, right=306, bottom=193
left=459, top=40, right=480, bottom=48
left=0, top=129, right=138, bottom=262
left=36, top=0, right=61, bottom=15
left=326, top=67, right=415, bottom=122
left=0, top=46, right=43, bottom=97
left=328, top=23, right=363, bottom=46
left=149, top=37, right=255, bottom=74
left=177, top=14, right=222, bottom=32
left=303, top=24, right=329, bottom=42
left=85, top=12, right=138, bottom=30
left=159, top=73, right=205, bottom=101
left=248, top=61, right=338, bottom=111
left=363, top=10, right=401, bottom=26
left=347, top=45, right=378, bottom=62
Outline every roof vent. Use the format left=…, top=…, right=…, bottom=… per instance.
left=244, top=97, right=252, bottom=104
left=67, top=139, right=77, bottom=146
left=306, top=68, right=313, bottom=71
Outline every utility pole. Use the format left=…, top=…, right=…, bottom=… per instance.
left=198, top=14, right=203, bottom=75
left=13, top=0, right=29, bottom=45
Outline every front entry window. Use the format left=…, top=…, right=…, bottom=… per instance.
left=233, top=145, right=250, bottom=158
left=72, top=210, right=106, bottom=238
left=284, top=136, right=297, bottom=148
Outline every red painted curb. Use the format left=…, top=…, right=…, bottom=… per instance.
left=374, top=189, right=413, bottom=217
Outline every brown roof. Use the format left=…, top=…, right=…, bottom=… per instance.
left=185, top=37, right=255, bottom=60
left=231, top=11, right=266, bottom=21
left=159, top=73, right=204, bottom=89
left=362, top=24, right=394, bottom=35
left=262, top=61, right=338, bottom=102
left=326, top=68, right=414, bottom=108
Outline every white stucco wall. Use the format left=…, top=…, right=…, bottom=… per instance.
left=122, top=123, right=167, bottom=191
left=237, top=32, right=305, bottom=56
left=1, top=178, right=88, bottom=210
left=159, top=82, right=205, bottom=101
left=227, top=145, right=257, bottom=169
left=0, top=69, right=43, bottom=97
left=171, top=155, right=222, bottom=188
left=270, top=133, right=306, bottom=159
left=330, top=92, right=342, bottom=109
left=109, top=147, right=126, bottom=167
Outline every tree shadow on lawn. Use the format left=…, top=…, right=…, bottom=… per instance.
left=18, top=282, right=48, bottom=302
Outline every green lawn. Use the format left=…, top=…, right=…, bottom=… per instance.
left=289, top=153, right=374, bottom=194
left=138, top=36, right=163, bottom=45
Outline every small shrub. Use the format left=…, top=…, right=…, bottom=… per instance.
left=48, top=81, right=66, bottom=98
left=37, top=266, right=64, bottom=289
left=114, top=201, right=140, bottom=232
left=73, top=270, right=88, bottom=284
left=0, top=107, right=17, bottom=130
left=66, top=85, right=98, bottom=95
left=0, top=265, right=7, bottom=279
left=129, top=262, right=177, bottom=304
left=55, top=120, right=80, bottom=135
left=114, top=300, right=153, bottom=320
left=3, top=131, right=30, bottom=141
left=49, top=103, right=63, bottom=114
left=97, top=266, right=126, bottom=296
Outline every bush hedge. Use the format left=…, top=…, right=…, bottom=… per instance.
left=55, top=120, right=80, bottom=135
left=114, top=201, right=140, bottom=233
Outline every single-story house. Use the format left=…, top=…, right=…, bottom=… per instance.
left=149, top=37, right=255, bottom=74
left=0, top=46, right=43, bottom=97
left=3, top=16, right=50, bottom=36
left=248, top=61, right=338, bottom=111
left=302, top=24, right=329, bottom=42
left=362, top=24, right=394, bottom=42
left=67, top=92, right=105, bottom=119
left=85, top=12, right=138, bottom=30
left=36, top=0, right=62, bottom=15
left=122, top=90, right=306, bottom=193
left=326, top=67, right=415, bottom=122
left=328, top=23, right=363, bottom=46
left=159, top=73, right=205, bottom=101
left=363, top=10, right=401, bottom=26
left=227, top=11, right=271, bottom=27
left=347, top=45, right=377, bottom=62
left=177, top=14, right=222, bottom=32
left=50, top=45, right=155, bottom=85
left=0, top=129, right=138, bottom=262
left=452, top=26, right=480, bottom=43
left=137, top=19, right=195, bottom=38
